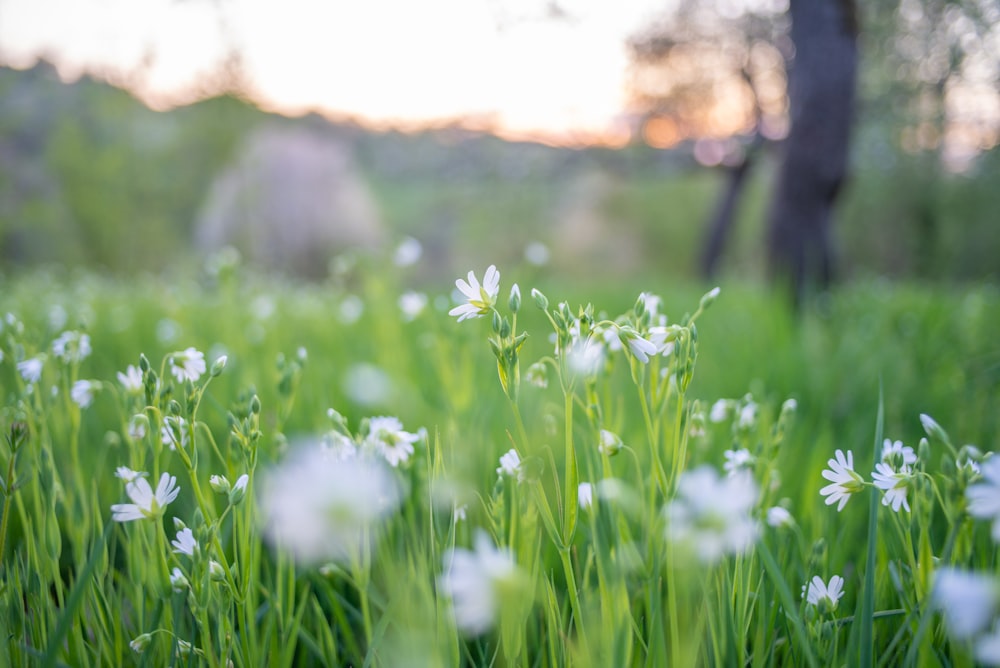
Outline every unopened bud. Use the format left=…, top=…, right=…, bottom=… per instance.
left=531, top=288, right=549, bottom=311
left=229, top=474, right=249, bottom=506
left=209, top=475, right=231, bottom=495
left=210, top=355, right=228, bottom=377
left=509, top=283, right=521, bottom=313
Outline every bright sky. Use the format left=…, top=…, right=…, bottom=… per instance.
left=0, top=0, right=668, bottom=144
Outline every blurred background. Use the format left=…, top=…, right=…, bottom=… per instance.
left=1, top=0, right=998, bottom=288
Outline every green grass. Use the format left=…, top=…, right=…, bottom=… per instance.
left=0, top=257, right=997, bottom=666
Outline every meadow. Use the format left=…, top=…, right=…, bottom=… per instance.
left=0, top=250, right=998, bottom=667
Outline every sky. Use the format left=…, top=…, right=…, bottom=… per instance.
left=0, top=0, right=669, bottom=145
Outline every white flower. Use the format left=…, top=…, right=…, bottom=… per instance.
left=578, top=482, right=593, bottom=510
left=524, top=241, right=550, bottom=266
left=647, top=326, right=676, bottom=357
left=803, top=575, right=845, bottom=611
left=339, top=295, right=365, bottom=324
left=321, top=430, right=359, bottom=461
left=115, top=466, right=145, bottom=483
left=449, top=265, right=500, bottom=322
left=161, top=416, right=189, bottom=451
left=71, top=379, right=96, bottom=408
left=933, top=567, right=999, bottom=639
left=117, top=365, right=143, bottom=393
left=496, top=449, right=521, bottom=480
left=17, top=357, right=43, bottom=384
left=398, top=291, right=428, bottom=321
left=819, top=449, right=864, bottom=512
left=977, top=622, right=1000, bottom=665
left=723, top=448, right=754, bottom=476
left=170, top=567, right=189, bottom=592
left=111, top=472, right=180, bottom=522
left=638, top=292, right=662, bottom=318
left=967, top=457, right=1000, bottom=542
left=766, top=506, right=794, bottom=528
left=438, top=530, right=518, bottom=636
left=128, top=414, right=148, bottom=441
left=565, top=336, right=605, bottom=377
left=881, top=439, right=917, bottom=466
left=393, top=236, right=423, bottom=267
left=618, top=327, right=657, bottom=364
left=365, top=416, right=421, bottom=468
left=598, top=429, right=623, bottom=457
left=871, top=462, right=912, bottom=512
left=454, top=504, right=467, bottom=522
left=525, top=362, right=548, bottom=388
left=737, top=401, right=758, bottom=430
left=172, top=527, right=198, bottom=556
left=709, top=399, right=730, bottom=423
left=664, top=467, right=760, bottom=563
left=259, top=445, right=402, bottom=564
left=169, top=347, right=206, bottom=383
left=52, top=331, right=91, bottom=363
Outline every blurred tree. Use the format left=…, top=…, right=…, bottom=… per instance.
left=765, top=0, right=857, bottom=303
left=627, top=0, right=791, bottom=279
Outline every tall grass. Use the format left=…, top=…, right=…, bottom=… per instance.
left=0, top=256, right=997, bottom=666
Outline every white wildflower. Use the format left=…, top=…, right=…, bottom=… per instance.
left=111, top=472, right=180, bottom=522
left=618, top=327, right=657, bottom=364
left=170, top=567, right=189, bottom=592
left=803, top=575, right=845, bottom=612
left=115, top=466, right=145, bottom=483
left=977, top=622, right=1000, bottom=665
left=933, top=567, right=999, bottom=639
left=709, top=399, right=730, bottom=423
left=71, top=379, right=97, bottom=408
left=172, top=527, right=198, bottom=556
left=168, top=347, right=205, bottom=383
left=393, top=236, right=423, bottom=267
left=665, top=467, right=760, bottom=563
left=398, top=291, right=428, bottom=321
left=737, top=401, right=758, bottom=430
left=449, top=265, right=500, bottom=322
left=819, top=449, right=864, bottom=512
left=259, top=445, right=402, bottom=564
left=438, top=530, right=519, bottom=636
left=17, top=356, right=43, bottom=385
left=723, top=448, right=754, bottom=476
left=881, top=439, right=917, bottom=466
left=496, top=449, right=522, bottom=480
left=578, top=482, right=593, bottom=510
left=871, top=462, right=912, bottom=512
left=524, top=241, right=550, bottom=266
left=161, top=416, right=189, bottom=451
left=766, top=506, right=794, bottom=528
left=128, top=414, right=148, bottom=441
left=365, top=416, right=421, bottom=468
left=52, top=331, right=91, bottom=363
left=968, top=457, right=1000, bottom=542
left=117, top=365, right=143, bottom=393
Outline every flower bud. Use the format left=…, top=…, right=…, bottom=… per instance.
left=599, top=429, right=623, bottom=457
left=138, top=354, right=151, bottom=373
left=919, top=413, right=950, bottom=445
left=209, top=474, right=231, bottom=495
left=130, top=633, right=153, bottom=654
left=699, top=286, right=721, bottom=310
left=209, top=560, right=226, bottom=582
left=509, top=283, right=521, bottom=313
left=210, top=355, right=228, bottom=377
left=229, top=474, right=249, bottom=506
left=250, top=394, right=261, bottom=415
left=530, top=287, right=549, bottom=310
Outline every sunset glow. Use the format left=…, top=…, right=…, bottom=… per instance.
left=0, top=0, right=667, bottom=146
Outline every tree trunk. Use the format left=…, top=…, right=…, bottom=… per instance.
left=767, top=0, right=857, bottom=304
left=700, top=138, right=762, bottom=279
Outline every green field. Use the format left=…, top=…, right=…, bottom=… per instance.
left=0, top=256, right=998, bottom=666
